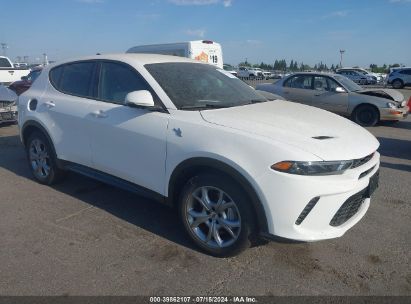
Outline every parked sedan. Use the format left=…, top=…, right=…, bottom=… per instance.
left=256, top=73, right=409, bottom=126
left=9, top=67, right=43, bottom=95
left=19, top=54, right=380, bottom=256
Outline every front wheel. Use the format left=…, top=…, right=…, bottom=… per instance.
left=178, top=174, right=254, bottom=257
left=352, top=105, right=379, bottom=127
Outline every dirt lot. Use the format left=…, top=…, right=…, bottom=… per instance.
left=0, top=92, right=410, bottom=296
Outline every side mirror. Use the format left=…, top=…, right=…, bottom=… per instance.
left=335, top=87, right=346, bottom=93
left=125, top=90, right=155, bottom=108
left=21, top=76, right=28, bottom=81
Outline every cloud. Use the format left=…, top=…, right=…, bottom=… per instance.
left=322, top=10, right=349, bottom=18
left=169, top=0, right=233, bottom=7
left=76, top=0, right=104, bottom=3
left=184, top=29, right=206, bottom=38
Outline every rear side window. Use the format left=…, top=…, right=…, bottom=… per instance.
left=98, top=62, right=151, bottom=104
left=50, top=62, right=96, bottom=98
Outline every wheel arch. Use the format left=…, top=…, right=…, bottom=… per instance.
left=21, top=120, right=61, bottom=167
left=167, top=157, right=269, bottom=234
left=351, top=103, right=381, bottom=120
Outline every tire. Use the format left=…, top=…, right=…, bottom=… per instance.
left=392, top=79, right=404, bottom=89
left=352, top=105, right=379, bottom=127
left=178, top=174, right=255, bottom=257
left=26, top=131, right=65, bottom=185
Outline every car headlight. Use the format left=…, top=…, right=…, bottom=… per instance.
left=271, top=160, right=353, bottom=175
left=387, top=102, right=397, bottom=109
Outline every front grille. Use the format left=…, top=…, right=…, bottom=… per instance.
left=351, top=153, right=374, bottom=169
left=295, top=197, right=320, bottom=225
left=330, top=188, right=367, bottom=227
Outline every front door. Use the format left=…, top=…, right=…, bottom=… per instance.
left=87, top=61, right=169, bottom=195
left=309, top=76, right=349, bottom=115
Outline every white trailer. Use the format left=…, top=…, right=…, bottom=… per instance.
left=127, top=40, right=223, bottom=69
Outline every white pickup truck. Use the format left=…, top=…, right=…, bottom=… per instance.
left=0, top=56, right=30, bottom=85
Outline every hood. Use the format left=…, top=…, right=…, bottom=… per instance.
left=357, top=88, right=404, bottom=102
left=0, top=85, right=18, bottom=102
left=200, top=101, right=379, bottom=161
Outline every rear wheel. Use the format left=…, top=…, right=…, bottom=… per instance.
left=392, top=79, right=404, bottom=89
left=26, top=131, right=65, bottom=185
left=352, top=105, right=379, bottom=127
left=178, top=174, right=255, bottom=257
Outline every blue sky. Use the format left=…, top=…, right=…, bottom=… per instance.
left=0, top=0, right=410, bottom=67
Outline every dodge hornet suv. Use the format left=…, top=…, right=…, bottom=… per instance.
left=18, top=54, right=380, bottom=256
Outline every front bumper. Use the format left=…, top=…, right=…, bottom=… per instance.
left=255, top=152, right=380, bottom=241
left=0, top=105, right=18, bottom=123
left=380, top=106, right=409, bottom=120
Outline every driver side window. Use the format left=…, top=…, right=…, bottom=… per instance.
left=98, top=62, right=151, bottom=104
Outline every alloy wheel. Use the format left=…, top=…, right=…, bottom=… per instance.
left=29, top=139, right=51, bottom=179
left=185, top=186, right=241, bottom=248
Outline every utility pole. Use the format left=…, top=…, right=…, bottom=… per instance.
left=339, top=49, right=345, bottom=68
left=1, top=43, right=8, bottom=56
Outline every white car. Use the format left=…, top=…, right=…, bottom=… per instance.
left=237, top=67, right=263, bottom=79
left=18, top=54, right=380, bottom=257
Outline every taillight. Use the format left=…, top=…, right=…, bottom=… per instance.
left=407, top=96, right=411, bottom=112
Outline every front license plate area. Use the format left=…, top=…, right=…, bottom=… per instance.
left=367, top=170, right=379, bottom=197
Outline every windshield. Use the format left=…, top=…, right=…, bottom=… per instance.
left=334, top=74, right=363, bottom=92
left=145, top=62, right=266, bottom=109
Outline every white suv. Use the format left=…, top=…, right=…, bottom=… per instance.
left=18, top=54, right=380, bottom=256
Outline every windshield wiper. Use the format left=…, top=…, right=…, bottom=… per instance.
left=179, top=103, right=231, bottom=110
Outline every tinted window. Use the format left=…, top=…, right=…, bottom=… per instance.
left=284, top=75, right=312, bottom=89
left=50, top=62, right=95, bottom=98
left=99, top=62, right=150, bottom=104
left=400, top=69, right=411, bottom=75
left=49, top=66, right=63, bottom=86
left=0, top=58, right=12, bottom=68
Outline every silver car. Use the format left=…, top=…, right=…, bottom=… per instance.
left=0, top=84, right=18, bottom=124
left=256, top=73, right=409, bottom=126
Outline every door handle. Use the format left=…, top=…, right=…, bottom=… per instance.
left=44, top=101, right=56, bottom=108
left=91, top=110, right=108, bottom=118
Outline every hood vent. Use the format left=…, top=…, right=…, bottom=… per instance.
left=312, top=136, right=334, bottom=140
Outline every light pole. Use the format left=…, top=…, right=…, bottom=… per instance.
left=1, top=43, right=8, bottom=56
left=339, top=49, right=345, bottom=68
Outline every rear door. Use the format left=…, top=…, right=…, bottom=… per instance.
left=282, top=75, right=314, bottom=106
left=42, top=61, right=97, bottom=166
